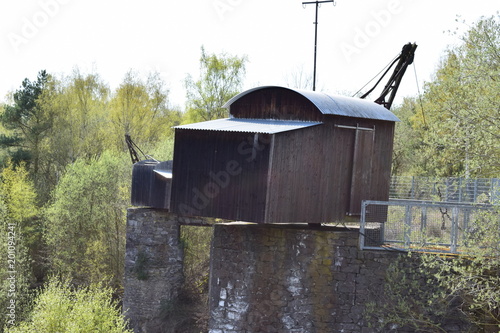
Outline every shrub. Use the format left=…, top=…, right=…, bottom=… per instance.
left=7, top=277, right=132, bottom=333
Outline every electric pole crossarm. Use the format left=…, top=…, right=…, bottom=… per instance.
left=302, top=0, right=335, bottom=4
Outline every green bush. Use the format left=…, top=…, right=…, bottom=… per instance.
left=44, top=151, right=130, bottom=287
left=7, top=277, right=132, bottom=333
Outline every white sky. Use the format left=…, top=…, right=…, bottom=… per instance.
left=0, top=0, right=498, bottom=109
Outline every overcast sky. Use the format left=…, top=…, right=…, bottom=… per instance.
left=0, top=0, right=498, bottom=108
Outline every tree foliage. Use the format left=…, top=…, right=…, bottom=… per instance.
left=420, top=208, right=500, bottom=329
left=366, top=254, right=463, bottom=332
left=185, top=46, right=247, bottom=122
left=108, top=71, right=180, bottom=151
left=43, top=69, right=110, bottom=164
left=370, top=15, right=500, bottom=331
left=367, top=208, right=500, bottom=332
left=0, top=70, right=51, bottom=182
left=0, top=162, right=38, bottom=331
left=393, top=15, right=500, bottom=177
left=8, top=277, right=132, bottom=333
left=44, top=152, right=130, bottom=288
left=0, top=46, right=250, bottom=330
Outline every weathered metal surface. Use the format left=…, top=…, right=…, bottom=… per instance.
left=131, top=160, right=172, bottom=210
left=223, top=86, right=400, bottom=122
left=169, top=85, right=396, bottom=223
left=171, top=119, right=393, bottom=223
left=348, top=128, right=375, bottom=215
left=174, top=118, right=322, bottom=134
left=170, top=130, right=271, bottom=222
left=263, top=121, right=392, bottom=223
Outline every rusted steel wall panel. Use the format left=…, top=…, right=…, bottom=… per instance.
left=170, top=130, right=271, bottom=222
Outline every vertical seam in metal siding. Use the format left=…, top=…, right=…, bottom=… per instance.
left=349, top=126, right=360, bottom=214
left=264, top=135, right=275, bottom=223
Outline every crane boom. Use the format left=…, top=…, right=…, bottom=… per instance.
left=361, top=42, right=417, bottom=110
left=125, top=134, right=142, bottom=164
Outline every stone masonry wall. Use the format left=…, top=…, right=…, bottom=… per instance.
left=208, top=223, right=399, bottom=333
left=123, top=212, right=469, bottom=332
left=123, top=208, right=184, bottom=333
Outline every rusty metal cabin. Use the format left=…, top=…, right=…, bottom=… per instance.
left=170, top=86, right=399, bottom=224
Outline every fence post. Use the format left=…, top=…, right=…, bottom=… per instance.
left=359, top=200, right=367, bottom=250
left=445, top=178, right=450, bottom=201
left=404, top=204, right=412, bottom=249
left=491, top=179, right=500, bottom=204
left=420, top=206, right=427, bottom=245
left=458, top=177, right=463, bottom=202
left=473, top=179, right=478, bottom=202
left=463, top=208, right=470, bottom=248
left=451, top=207, right=459, bottom=253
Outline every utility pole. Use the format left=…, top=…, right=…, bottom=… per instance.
left=302, top=0, right=334, bottom=91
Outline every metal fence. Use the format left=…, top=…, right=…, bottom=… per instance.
left=359, top=200, right=497, bottom=254
left=389, top=176, right=500, bottom=203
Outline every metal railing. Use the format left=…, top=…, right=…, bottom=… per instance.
left=389, top=176, right=500, bottom=204
left=359, top=199, right=496, bottom=254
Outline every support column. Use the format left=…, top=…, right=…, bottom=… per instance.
left=123, top=208, right=184, bottom=333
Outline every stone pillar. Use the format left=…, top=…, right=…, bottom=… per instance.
left=123, top=208, right=184, bottom=333
left=208, top=223, right=397, bottom=333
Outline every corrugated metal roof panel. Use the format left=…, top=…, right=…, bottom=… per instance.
left=174, top=118, right=322, bottom=134
left=222, top=86, right=400, bottom=122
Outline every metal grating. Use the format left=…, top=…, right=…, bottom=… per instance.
left=360, top=200, right=496, bottom=254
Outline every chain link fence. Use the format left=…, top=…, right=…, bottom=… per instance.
left=359, top=200, right=496, bottom=254
left=389, top=176, right=500, bottom=203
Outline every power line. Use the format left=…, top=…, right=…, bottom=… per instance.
left=413, top=59, right=427, bottom=128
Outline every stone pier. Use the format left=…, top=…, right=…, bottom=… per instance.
left=123, top=208, right=184, bottom=333
left=208, top=223, right=397, bottom=332
left=123, top=213, right=469, bottom=332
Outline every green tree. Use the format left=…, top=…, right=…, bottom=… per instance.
left=395, top=15, right=500, bottom=177
left=184, top=46, right=247, bottom=122
left=44, top=151, right=130, bottom=288
left=0, top=162, right=41, bottom=266
left=0, top=70, right=52, bottom=180
left=29, top=69, right=112, bottom=201
left=108, top=71, right=180, bottom=151
left=8, top=277, right=132, bottom=333
left=0, top=162, right=39, bottom=331
left=48, top=69, right=110, bottom=162
left=391, top=97, right=428, bottom=176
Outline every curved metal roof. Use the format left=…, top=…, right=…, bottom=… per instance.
left=222, top=86, right=400, bottom=122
